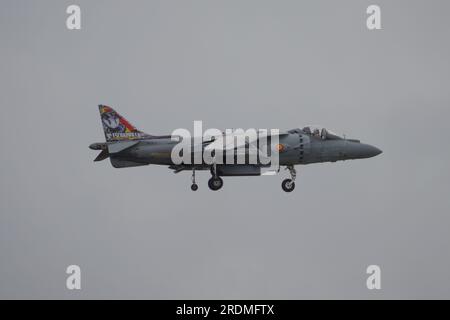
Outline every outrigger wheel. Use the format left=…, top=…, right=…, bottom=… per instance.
left=191, top=168, right=198, bottom=191
left=208, top=177, right=223, bottom=191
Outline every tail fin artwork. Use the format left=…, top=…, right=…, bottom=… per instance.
left=98, top=105, right=152, bottom=142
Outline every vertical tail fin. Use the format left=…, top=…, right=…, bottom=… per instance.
left=98, top=105, right=151, bottom=142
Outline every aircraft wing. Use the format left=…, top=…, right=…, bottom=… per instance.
left=203, top=130, right=289, bottom=152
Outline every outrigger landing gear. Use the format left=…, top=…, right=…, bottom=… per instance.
left=191, top=168, right=198, bottom=191
left=208, top=163, right=223, bottom=191
left=282, top=165, right=296, bottom=192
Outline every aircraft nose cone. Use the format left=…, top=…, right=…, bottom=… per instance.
left=347, top=143, right=382, bottom=159
left=368, top=145, right=383, bottom=157
left=360, top=144, right=382, bottom=158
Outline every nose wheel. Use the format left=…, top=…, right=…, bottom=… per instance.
left=282, top=179, right=295, bottom=192
left=282, top=165, right=296, bottom=192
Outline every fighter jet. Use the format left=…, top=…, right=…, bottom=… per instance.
left=89, top=105, right=382, bottom=192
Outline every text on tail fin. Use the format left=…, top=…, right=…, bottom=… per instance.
left=99, top=105, right=150, bottom=141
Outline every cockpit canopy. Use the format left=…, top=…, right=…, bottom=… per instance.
left=302, top=125, right=343, bottom=140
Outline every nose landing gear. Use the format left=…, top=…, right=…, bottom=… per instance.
left=282, top=179, right=295, bottom=192
left=282, top=165, right=296, bottom=192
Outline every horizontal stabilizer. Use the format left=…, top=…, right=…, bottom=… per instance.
left=94, top=149, right=109, bottom=162
left=107, top=140, right=140, bottom=154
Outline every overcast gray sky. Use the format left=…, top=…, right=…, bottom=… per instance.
left=1, top=0, right=450, bottom=299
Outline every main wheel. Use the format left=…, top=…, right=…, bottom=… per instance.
left=191, top=183, right=198, bottom=191
left=282, top=179, right=295, bottom=192
left=208, top=177, right=223, bottom=191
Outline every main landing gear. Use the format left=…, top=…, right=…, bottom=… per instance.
left=208, top=176, right=223, bottom=191
left=282, top=165, right=296, bottom=192
left=190, top=165, right=224, bottom=191
left=208, top=163, right=223, bottom=191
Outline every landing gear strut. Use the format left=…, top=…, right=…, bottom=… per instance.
left=208, top=163, right=223, bottom=191
left=191, top=168, right=198, bottom=191
left=282, top=165, right=296, bottom=192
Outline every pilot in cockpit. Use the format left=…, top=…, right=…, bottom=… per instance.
left=303, top=126, right=343, bottom=140
left=303, top=126, right=311, bottom=135
left=313, top=128, right=320, bottom=137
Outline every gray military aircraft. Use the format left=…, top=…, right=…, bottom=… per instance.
left=90, top=105, right=382, bottom=192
